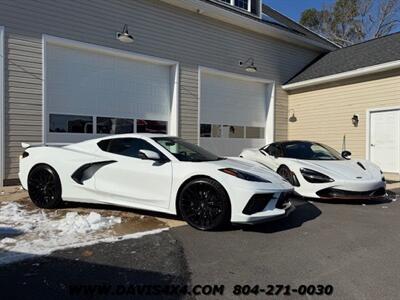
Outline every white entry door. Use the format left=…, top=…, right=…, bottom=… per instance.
left=370, top=109, right=400, bottom=173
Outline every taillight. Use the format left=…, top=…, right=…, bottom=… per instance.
left=22, top=151, right=29, bottom=158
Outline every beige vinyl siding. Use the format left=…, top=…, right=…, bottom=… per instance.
left=288, top=70, right=400, bottom=159
left=0, top=0, right=321, bottom=181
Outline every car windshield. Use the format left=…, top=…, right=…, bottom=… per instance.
left=281, top=141, right=343, bottom=160
left=153, top=137, right=224, bottom=162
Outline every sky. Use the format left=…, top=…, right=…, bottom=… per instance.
left=263, top=0, right=334, bottom=21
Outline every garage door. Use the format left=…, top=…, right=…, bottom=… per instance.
left=199, top=70, right=272, bottom=156
left=45, top=39, right=177, bottom=143
left=370, top=109, right=400, bottom=173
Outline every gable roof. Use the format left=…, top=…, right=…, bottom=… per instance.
left=285, top=32, right=400, bottom=88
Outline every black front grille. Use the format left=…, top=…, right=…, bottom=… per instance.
left=317, top=187, right=386, bottom=199
left=276, top=192, right=292, bottom=209
left=242, top=194, right=274, bottom=215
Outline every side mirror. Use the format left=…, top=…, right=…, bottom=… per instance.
left=341, top=150, right=352, bottom=160
left=138, top=150, right=161, bottom=161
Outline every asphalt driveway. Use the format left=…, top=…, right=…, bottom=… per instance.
left=0, top=189, right=399, bottom=299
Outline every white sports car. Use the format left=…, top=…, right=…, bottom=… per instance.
left=240, top=141, right=386, bottom=200
left=19, top=134, right=294, bottom=230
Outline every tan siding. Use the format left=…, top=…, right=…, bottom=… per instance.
left=0, top=0, right=321, bottom=180
left=288, top=71, right=400, bottom=159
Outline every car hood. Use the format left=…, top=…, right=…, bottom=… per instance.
left=287, top=159, right=382, bottom=180
left=207, top=157, right=292, bottom=188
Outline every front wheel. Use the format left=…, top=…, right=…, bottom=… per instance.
left=178, top=178, right=231, bottom=231
left=28, top=164, right=63, bottom=209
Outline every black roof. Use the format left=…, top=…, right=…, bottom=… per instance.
left=287, top=31, right=400, bottom=84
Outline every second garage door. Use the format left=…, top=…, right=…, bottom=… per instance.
left=199, top=69, right=273, bottom=156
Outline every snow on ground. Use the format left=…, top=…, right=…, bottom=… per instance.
left=0, top=201, right=167, bottom=265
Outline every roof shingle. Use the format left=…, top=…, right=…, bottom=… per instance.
left=286, top=32, right=400, bottom=84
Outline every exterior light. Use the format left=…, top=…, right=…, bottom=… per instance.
left=239, top=58, right=257, bottom=73
left=352, top=114, right=359, bottom=127
left=289, top=109, right=297, bottom=122
left=116, top=24, right=134, bottom=43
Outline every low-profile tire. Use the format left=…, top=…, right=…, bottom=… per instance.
left=277, top=165, right=296, bottom=186
left=178, top=177, right=231, bottom=231
left=28, top=164, right=63, bottom=209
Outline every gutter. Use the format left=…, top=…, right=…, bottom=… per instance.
left=282, top=60, right=400, bottom=91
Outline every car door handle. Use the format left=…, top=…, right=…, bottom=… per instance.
left=370, top=144, right=375, bottom=147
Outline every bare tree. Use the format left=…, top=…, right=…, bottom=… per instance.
left=300, top=0, right=400, bottom=47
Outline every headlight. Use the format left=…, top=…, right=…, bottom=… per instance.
left=219, top=168, right=271, bottom=183
left=300, top=168, right=334, bottom=183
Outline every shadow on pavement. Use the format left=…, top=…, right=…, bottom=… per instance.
left=239, top=199, right=321, bottom=233
left=0, top=254, right=189, bottom=300
left=0, top=232, right=193, bottom=300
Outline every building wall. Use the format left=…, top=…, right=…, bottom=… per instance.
left=287, top=69, right=400, bottom=159
left=0, top=0, right=321, bottom=182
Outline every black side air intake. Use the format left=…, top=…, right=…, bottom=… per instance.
left=71, top=160, right=117, bottom=185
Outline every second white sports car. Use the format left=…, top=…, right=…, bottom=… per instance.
left=240, top=141, right=386, bottom=200
left=19, top=134, right=294, bottom=231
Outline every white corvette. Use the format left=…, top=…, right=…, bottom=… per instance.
left=240, top=141, right=386, bottom=200
left=19, top=134, right=294, bottom=230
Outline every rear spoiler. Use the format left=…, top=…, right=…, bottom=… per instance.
left=21, top=142, right=68, bottom=149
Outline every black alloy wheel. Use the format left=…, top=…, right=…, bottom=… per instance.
left=28, top=165, right=63, bottom=209
left=277, top=165, right=296, bottom=186
left=178, top=178, right=230, bottom=231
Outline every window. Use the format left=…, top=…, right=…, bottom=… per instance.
left=245, top=127, right=264, bottom=139
left=49, top=114, right=93, bottom=133
left=222, top=125, right=244, bottom=138
left=98, top=138, right=166, bottom=159
left=97, top=117, right=134, bottom=134
left=234, top=0, right=249, bottom=10
left=265, top=144, right=283, bottom=158
left=281, top=142, right=343, bottom=161
left=137, top=120, right=168, bottom=134
left=154, top=137, right=223, bottom=162
left=200, top=124, right=221, bottom=138
left=217, top=0, right=251, bottom=11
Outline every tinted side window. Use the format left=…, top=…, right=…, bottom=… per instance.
left=266, top=144, right=283, bottom=157
left=98, top=138, right=164, bottom=159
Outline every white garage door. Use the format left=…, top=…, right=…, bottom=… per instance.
left=45, top=39, right=176, bottom=143
left=200, top=70, right=273, bottom=156
left=370, top=109, right=400, bottom=173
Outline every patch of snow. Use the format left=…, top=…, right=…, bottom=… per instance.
left=0, top=201, right=167, bottom=265
left=1, top=237, right=17, bottom=244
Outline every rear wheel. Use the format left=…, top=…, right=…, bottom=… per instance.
left=28, top=165, right=63, bottom=209
left=178, top=178, right=231, bottom=231
left=277, top=165, right=296, bottom=186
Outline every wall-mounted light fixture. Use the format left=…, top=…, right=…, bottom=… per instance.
left=116, top=24, right=134, bottom=43
left=352, top=114, right=359, bottom=127
left=239, top=58, right=257, bottom=73
left=288, top=109, right=297, bottom=122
